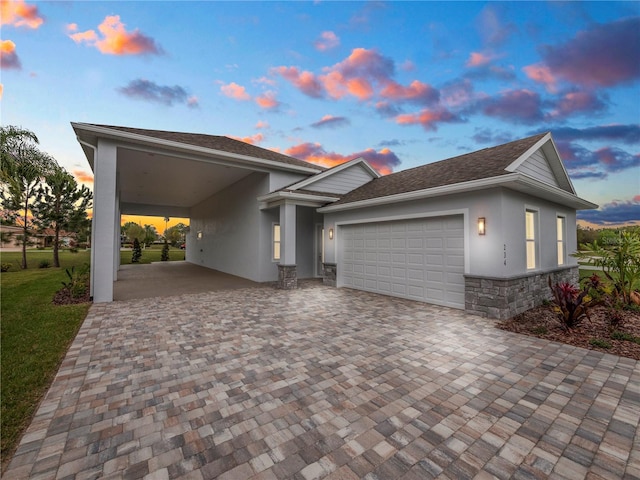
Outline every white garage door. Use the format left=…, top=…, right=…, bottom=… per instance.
left=339, top=215, right=465, bottom=308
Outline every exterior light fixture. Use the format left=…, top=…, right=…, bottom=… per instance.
left=478, top=217, right=486, bottom=235
left=329, top=228, right=334, bottom=240
left=197, top=231, right=203, bottom=239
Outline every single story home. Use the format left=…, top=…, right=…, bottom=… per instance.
left=73, top=123, right=597, bottom=319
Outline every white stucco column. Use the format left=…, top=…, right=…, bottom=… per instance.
left=92, top=139, right=118, bottom=302
left=278, top=202, right=297, bottom=289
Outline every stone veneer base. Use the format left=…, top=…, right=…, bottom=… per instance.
left=277, top=264, right=297, bottom=290
left=465, top=266, right=579, bottom=320
left=322, top=263, right=337, bottom=287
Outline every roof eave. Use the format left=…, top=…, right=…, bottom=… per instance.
left=257, top=191, right=340, bottom=210
left=71, top=122, right=323, bottom=175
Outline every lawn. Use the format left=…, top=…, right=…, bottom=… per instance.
left=1, top=246, right=185, bottom=470
left=1, top=250, right=92, bottom=469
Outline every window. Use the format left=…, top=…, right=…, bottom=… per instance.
left=557, top=216, right=566, bottom=265
left=525, top=210, right=537, bottom=269
left=273, top=224, right=281, bottom=261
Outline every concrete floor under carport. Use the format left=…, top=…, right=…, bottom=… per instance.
left=113, top=261, right=261, bottom=301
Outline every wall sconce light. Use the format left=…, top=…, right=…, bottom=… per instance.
left=329, top=228, right=334, bottom=240
left=478, top=217, right=486, bottom=235
left=197, top=231, right=203, bottom=239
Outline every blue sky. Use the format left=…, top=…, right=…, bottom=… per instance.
left=2, top=1, right=639, bottom=229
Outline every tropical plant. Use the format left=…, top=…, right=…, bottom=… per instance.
left=548, top=278, right=599, bottom=331
left=573, top=230, right=640, bottom=305
left=1, top=126, right=57, bottom=269
left=122, top=222, right=145, bottom=244
left=131, top=238, right=142, bottom=263
left=31, top=166, right=92, bottom=267
left=60, top=264, right=90, bottom=298
left=143, top=224, right=157, bottom=247
left=164, top=222, right=188, bottom=246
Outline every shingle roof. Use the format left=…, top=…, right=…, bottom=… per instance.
left=330, top=132, right=548, bottom=206
left=88, top=124, right=324, bottom=171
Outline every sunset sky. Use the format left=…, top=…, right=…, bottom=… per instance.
left=1, top=0, right=638, bottom=231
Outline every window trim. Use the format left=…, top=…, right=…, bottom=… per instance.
left=556, top=214, right=566, bottom=266
left=272, top=223, right=281, bottom=262
left=525, top=208, right=539, bottom=270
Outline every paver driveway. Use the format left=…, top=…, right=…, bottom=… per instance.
left=5, top=282, right=640, bottom=479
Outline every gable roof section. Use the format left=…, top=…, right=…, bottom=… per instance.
left=73, top=123, right=324, bottom=173
left=319, top=132, right=597, bottom=212
left=283, top=157, right=380, bottom=194
left=325, top=133, right=547, bottom=207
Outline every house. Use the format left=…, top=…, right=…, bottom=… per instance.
left=73, top=123, right=597, bottom=319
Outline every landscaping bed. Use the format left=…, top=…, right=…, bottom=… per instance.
left=498, top=304, right=640, bottom=360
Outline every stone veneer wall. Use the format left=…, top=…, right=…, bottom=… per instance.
left=277, top=264, right=297, bottom=290
left=465, top=266, right=579, bottom=320
left=322, top=263, right=337, bottom=287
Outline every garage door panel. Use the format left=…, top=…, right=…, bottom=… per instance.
left=338, top=215, right=464, bottom=309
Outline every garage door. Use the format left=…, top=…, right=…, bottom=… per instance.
left=338, top=215, right=465, bottom=308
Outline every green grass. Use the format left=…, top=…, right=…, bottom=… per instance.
left=1, top=250, right=92, bottom=465
left=120, top=245, right=186, bottom=264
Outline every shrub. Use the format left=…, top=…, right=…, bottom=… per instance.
left=589, top=338, right=612, bottom=349
left=1, top=263, right=11, bottom=272
left=548, top=278, right=598, bottom=332
left=69, top=247, right=78, bottom=254
left=161, top=240, right=169, bottom=261
left=608, top=308, right=626, bottom=332
left=131, top=238, right=142, bottom=263
left=573, top=230, right=640, bottom=305
left=38, top=259, right=50, bottom=269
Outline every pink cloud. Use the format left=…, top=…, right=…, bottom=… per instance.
left=68, top=15, right=162, bottom=56
left=379, top=80, right=439, bottom=105
left=395, top=108, right=460, bottom=131
left=540, top=17, right=640, bottom=87
left=0, top=39, right=21, bottom=70
left=255, top=120, right=269, bottom=129
left=1, top=0, right=43, bottom=29
left=221, top=82, right=251, bottom=101
left=230, top=133, right=264, bottom=145
left=466, top=52, right=492, bottom=68
left=273, top=66, right=323, bottom=98
left=285, top=142, right=400, bottom=175
left=255, top=91, right=279, bottom=109
left=314, top=31, right=340, bottom=51
left=73, top=169, right=94, bottom=184
left=0, top=84, right=3, bottom=100
left=550, top=91, right=605, bottom=118
left=523, top=63, right=558, bottom=93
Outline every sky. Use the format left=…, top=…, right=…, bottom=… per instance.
left=1, top=0, right=639, bottom=232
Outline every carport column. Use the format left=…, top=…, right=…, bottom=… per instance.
left=278, top=202, right=297, bottom=289
left=92, top=139, right=118, bottom=303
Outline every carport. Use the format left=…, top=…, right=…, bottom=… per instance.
left=73, top=123, right=320, bottom=303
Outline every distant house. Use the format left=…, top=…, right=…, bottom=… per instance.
left=74, top=123, right=597, bottom=319
left=0, top=224, right=46, bottom=249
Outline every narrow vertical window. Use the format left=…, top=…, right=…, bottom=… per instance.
left=273, top=224, right=281, bottom=261
left=525, top=210, right=537, bottom=270
left=557, top=216, right=566, bottom=265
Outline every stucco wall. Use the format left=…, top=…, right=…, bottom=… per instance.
left=323, top=187, right=578, bottom=279
left=187, top=172, right=269, bottom=282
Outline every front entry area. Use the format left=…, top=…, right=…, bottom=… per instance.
left=338, top=215, right=465, bottom=308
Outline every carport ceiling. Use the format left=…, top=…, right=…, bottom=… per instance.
left=118, top=147, right=253, bottom=208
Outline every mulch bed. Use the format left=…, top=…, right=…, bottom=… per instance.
left=52, top=287, right=91, bottom=305
left=498, top=304, right=640, bottom=361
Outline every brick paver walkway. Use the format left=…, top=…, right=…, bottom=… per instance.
left=4, top=282, right=639, bottom=479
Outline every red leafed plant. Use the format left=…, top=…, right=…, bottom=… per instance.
left=548, top=278, right=597, bottom=331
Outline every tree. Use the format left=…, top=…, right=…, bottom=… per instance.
left=32, top=166, right=93, bottom=267
left=143, top=224, right=157, bottom=247
left=0, top=126, right=57, bottom=269
left=165, top=222, right=188, bottom=247
left=131, top=238, right=142, bottom=263
left=122, top=222, right=145, bottom=244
